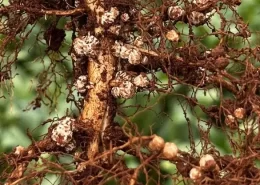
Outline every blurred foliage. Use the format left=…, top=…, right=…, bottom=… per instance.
left=1, top=0, right=260, bottom=184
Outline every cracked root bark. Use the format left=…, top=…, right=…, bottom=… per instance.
left=80, top=39, right=116, bottom=159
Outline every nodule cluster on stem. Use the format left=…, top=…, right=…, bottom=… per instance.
left=73, top=33, right=100, bottom=57
left=51, top=117, right=77, bottom=152
left=112, top=41, right=145, bottom=65
left=111, top=71, right=150, bottom=99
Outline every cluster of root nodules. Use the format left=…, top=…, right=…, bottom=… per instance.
left=2, top=0, right=260, bottom=184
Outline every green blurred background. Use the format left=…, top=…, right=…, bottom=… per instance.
left=1, top=0, right=260, bottom=184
